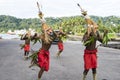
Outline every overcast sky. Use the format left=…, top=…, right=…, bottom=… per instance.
left=0, top=0, right=120, bottom=18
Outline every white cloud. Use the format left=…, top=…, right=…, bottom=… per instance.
left=0, top=0, right=120, bottom=18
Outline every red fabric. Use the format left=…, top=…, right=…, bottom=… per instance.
left=84, top=49, right=97, bottom=69
left=58, top=42, right=64, bottom=51
left=24, top=44, right=30, bottom=51
left=38, top=49, right=50, bottom=71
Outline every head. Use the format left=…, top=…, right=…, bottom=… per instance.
left=87, top=23, right=98, bottom=36
left=46, top=28, right=53, bottom=35
left=44, top=28, right=53, bottom=44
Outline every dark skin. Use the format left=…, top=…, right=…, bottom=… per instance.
left=82, top=30, right=108, bottom=80
left=82, top=31, right=100, bottom=79
left=40, top=34, right=53, bottom=50
left=33, top=29, right=56, bottom=51
left=82, top=11, right=109, bottom=80
left=36, top=11, right=58, bottom=80
left=21, top=34, right=31, bottom=45
left=82, top=31, right=102, bottom=50
left=57, top=30, right=66, bottom=42
left=56, top=30, right=66, bottom=57
left=21, top=34, right=31, bottom=56
left=32, top=29, right=57, bottom=80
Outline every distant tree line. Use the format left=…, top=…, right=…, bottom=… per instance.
left=0, top=15, right=120, bottom=35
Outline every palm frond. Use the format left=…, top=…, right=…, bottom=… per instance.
left=28, top=50, right=39, bottom=68
left=83, top=36, right=94, bottom=46
left=32, top=38, right=41, bottom=45
left=19, top=44, right=25, bottom=49
left=61, top=35, right=67, bottom=41
left=102, top=34, right=110, bottom=45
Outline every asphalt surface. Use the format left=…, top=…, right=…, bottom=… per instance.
left=0, top=39, right=120, bottom=80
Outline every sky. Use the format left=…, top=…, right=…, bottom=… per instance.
left=0, top=0, right=120, bottom=18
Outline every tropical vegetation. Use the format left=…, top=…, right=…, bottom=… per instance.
left=0, top=15, right=120, bottom=38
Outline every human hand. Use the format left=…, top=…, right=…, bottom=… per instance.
left=38, top=12, right=44, bottom=19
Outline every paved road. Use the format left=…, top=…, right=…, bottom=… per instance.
left=0, top=40, right=120, bottom=80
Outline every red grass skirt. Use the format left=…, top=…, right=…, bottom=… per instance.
left=84, top=49, right=97, bottom=69
left=38, top=49, right=50, bottom=71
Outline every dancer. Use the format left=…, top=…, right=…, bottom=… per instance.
left=56, top=27, right=66, bottom=57
left=21, top=31, right=31, bottom=60
left=31, top=2, right=57, bottom=80
left=77, top=3, right=108, bottom=80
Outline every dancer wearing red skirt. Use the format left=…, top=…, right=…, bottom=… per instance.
left=31, top=9, right=57, bottom=80
left=81, top=9, right=108, bottom=80
left=21, top=31, right=31, bottom=60
left=56, top=27, right=66, bottom=57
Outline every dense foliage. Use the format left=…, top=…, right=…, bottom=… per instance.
left=0, top=15, right=120, bottom=35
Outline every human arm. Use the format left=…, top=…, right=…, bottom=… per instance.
left=31, top=33, right=43, bottom=45
left=21, top=34, right=29, bottom=40
left=31, top=33, right=42, bottom=40
left=38, top=12, right=46, bottom=24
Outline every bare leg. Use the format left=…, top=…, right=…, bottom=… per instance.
left=92, top=68, right=97, bottom=80
left=24, top=51, right=27, bottom=56
left=29, top=59, right=39, bottom=68
left=24, top=51, right=27, bottom=60
left=83, top=69, right=89, bottom=80
left=57, top=50, right=62, bottom=57
left=29, top=59, right=35, bottom=68
left=26, top=51, right=29, bottom=59
left=27, top=51, right=29, bottom=56
left=38, top=68, right=44, bottom=80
